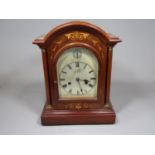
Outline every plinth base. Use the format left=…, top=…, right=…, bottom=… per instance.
left=41, top=104, right=116, bottom=125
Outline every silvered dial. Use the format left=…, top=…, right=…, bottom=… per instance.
left=57, top=47, right=98, bottom=98
left=59, top=62, right=96, bottom=95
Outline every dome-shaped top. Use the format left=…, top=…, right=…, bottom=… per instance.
left=33, top=21, right=121, bottom=48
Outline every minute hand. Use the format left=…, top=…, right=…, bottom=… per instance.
left=76, top=77, right=84, bottom=95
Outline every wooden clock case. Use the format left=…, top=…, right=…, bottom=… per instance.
left=33, top=21, right=121, bottom=125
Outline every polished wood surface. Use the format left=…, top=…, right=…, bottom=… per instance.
left=41, top=49, right=51, bottom=104
left=33, top=21, right=121, bottom=125
left=41, top=103, right=115, bottom=125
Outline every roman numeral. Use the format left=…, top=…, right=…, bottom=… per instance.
left=60, top=78, right=65, bottom=81
left=62, top=71, right=67, bottom=74
left=62, top=84, right=67, bottom=88
left=77, top=90, right=80, bottom=95
left=83, top=64, right=87, bottom=69
left=69, top=89, right=72, bottom=93
left=76, top=51, right=79, bottom=58
left=84, top=89, right=87, bottom=93
left=76, top=62, right=79, bottom=67
left=89, top=70, right=93, bottom=73
left=88, top=84, right=94, bottom=88
left=91, top=77, right=96, bottom=80
left=68, top=64, right=72, bottom=69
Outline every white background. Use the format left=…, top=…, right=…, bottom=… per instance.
left=0, top=19, right=155, bottom=134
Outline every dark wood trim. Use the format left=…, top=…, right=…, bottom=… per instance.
left=106, top=47, right=113, bottom=103
left=41, top=49, right=51, bottom=104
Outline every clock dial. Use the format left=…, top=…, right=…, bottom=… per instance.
left=59, top=62, right=96, bottom=95
left=57, top=47, right=98, bottom=98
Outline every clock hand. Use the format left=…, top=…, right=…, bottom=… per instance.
left=78, top=78, right=90, bottom=85
left=84, top=79, right=89, bottom=85
left=76, top=77, right=84, bottom=95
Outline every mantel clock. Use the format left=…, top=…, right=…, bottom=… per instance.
left=33, top=21, right=121, bottom=125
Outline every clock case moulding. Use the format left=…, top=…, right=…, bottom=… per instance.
left=33, top=21, right=121, bottom=125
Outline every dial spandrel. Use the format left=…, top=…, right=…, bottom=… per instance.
left=57, top=47, right=98, bottom=98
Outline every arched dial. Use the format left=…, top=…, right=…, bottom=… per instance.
left=59, top=62, right=96, bottom=95
left=57, top=47, right=98, bottom=98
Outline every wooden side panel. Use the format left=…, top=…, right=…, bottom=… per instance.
left=42, top=49, right=51, bottom=104
left=100, top=44, right=108, bottom=105
left=106, top=47, right=113, bottom=103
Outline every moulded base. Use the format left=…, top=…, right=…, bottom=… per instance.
left=41, top=103, right=116, bottom=125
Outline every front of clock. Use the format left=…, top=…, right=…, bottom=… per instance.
left=33, top=21, right=121, bottom=125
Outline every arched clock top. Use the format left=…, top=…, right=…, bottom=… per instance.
left=49, top=31, right=105, bottom=65
left=33, top=21, right=121, bottom=48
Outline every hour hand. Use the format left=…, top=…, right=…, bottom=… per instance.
left=83, top=79, right=89, bottom=85
left=78, top=78, right=89, bottom=85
